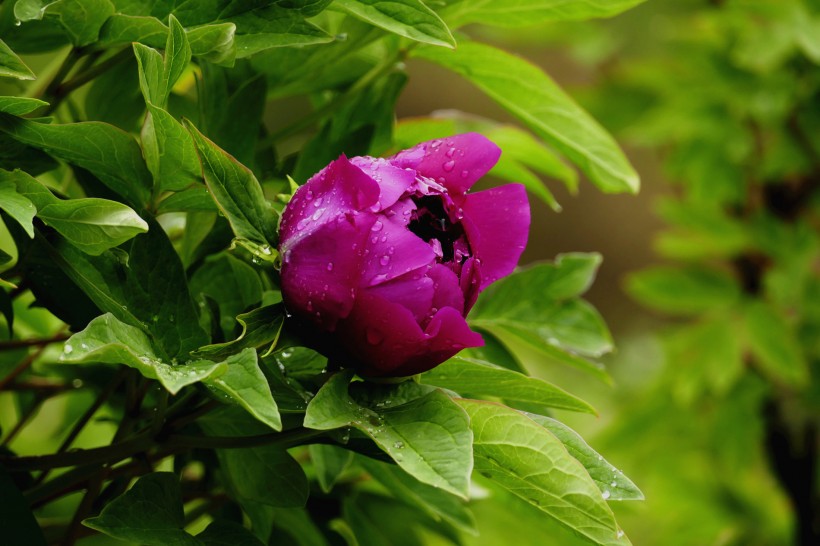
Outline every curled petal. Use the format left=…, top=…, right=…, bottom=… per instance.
left=350, top=156, right=416, bottom=211
left=389, top=133, right=501, bottom=195
left=361, top=211, right=436, bottom=287
left=281, top=212, right=376, bottom=330
left=461, top=184, right=530, bottom=290
left=428, top=264, right=465, bottom=316
left=280, top=156, right=380, bottom=249
left=337, top=292, right=483, bottom=377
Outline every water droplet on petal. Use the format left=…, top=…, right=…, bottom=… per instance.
left=326, top=262, right=334, bottom=271
left=371, top=221, right=383, bottom=232
left=446, top=147, right=455, bottom=158
left=442, top=160, right=455, bottom=172
left=461, top=169, right=469, bottom=178
left=380, top=255, right=390, bottom=266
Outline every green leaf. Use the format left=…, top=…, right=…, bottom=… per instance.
left=438, top=0, right=648, bottom=28
left=458, top=399, right=627, bottom=546
left=413, top=41, right=639, bottom=194
left=0, top=96, right=46, bottom=115
left=469, top=256, right=612, bottom=380
left=36, top=198, right=148, bottom=255
left=0, top=39, right=36, bottom=80
left=0, top=115, right=152, bottom=207
left=309, top=444, right=354, bottom=493
left=59, top=313, right=226, bottom=395
left=744, top=300, right=809, bottom=386
left=626, top=266, right=741, bottom=316
left=45, top=0, right=115, bottom=46
left=46, top=220, right=209, bottom=359
left=185, top=120, right=277, bottom=245
left=0, top=179, right=37, bottom=238
left=304, top=372, right=473, bottom=498
left=421, top=356, right=596, bottom=415
left=197, top=520, right=265, bottom=546
left=204, top=348, right=282, bottom=431
left=0, top=464, right=47, bottom=546
left=187, top=23, right=236, bottom=65
left=358, top=456, right=477, bottom=535
left=525, top=414, right=643, bottom=501
left=199, top=408, right=308, bottom=507
left=142, top=104, right=201, bottom=193
left=157, top=187, right=218, bottom=214
left=223, top=7, right=332, bottom=58
left=189, top=253, right=263, bottom=337
left=335, top=0, right=455, bottom=48
left=164, top=16, right=192, bottom=101
left=193, top=303, right=284, bottom=360
left=84, top=472, right=200, bottom=546
left=98, top=14, right=168, bottom=49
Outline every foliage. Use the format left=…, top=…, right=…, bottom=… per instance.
left=0, top=0, right=647, bottom=545
left=533, top=0, right=819, bottom=544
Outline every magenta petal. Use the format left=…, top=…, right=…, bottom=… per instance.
left=351, top=156, right=416, bottom=211
left=361, top=213, right=436, bottom=287
left=459, top=257, right=482, bottom=313
left=337, top=291, right=428, bottom=377
left=338, top=292, right=483, bottom=377
left=428, top=264, right=464, bottom=316
left=364, top=269, right=434, bottom=323
left=389, top=133, right=501, bottom=195
left=281, top=211, right=375, bottom=330
left=280, top=156, right=380, bottom=247
left=390, top=307, right=484, bottom=377
left=461, top=184, right=530, bottom=290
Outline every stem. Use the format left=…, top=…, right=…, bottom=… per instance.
left=45, top=48, right=132, bottom=115
left=164, top=428, right=328, bottom=451
left=34, top=369, right=127, bottom=486
left=258, top=46, right=410, bottom=149
left=0, top=344, right=49, bottom=391
left=38, top=48, right=83, bottom=104
left=0, top=333, right=70, bottom=351
left=0, top=394, right=45, bottom=446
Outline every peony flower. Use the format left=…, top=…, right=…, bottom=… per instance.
left=278, top=133, right=530, bottom=377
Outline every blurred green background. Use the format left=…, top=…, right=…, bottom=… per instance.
left=396, top=0, right=818, bottom=544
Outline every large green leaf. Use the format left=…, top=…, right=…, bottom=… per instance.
left=48, top=0, right=115, bottom=46
left=413, top=41, right=639, bottom=194
left=469, top=255, right=612, bottom=380
left=142, top=104, right=201, bottom=193
left=525, top=414, right=643, bottom=501
left=11, top=168, right=148, bottom=253
left=36, top=198, right=148, bottom=255
left=422, top=356, right=596, bottom=414
left=60, top=313, right=226, bottom=395
left=437, top=0, right=648, bottom=28
left=185, top=121, right=277, bottom=245
left=203, top=348, right=282, bottom=431
left=309, top=443, right=354, bottom=493
left=84, top=472, right=200, bottom=545
left=0, top=39, right=36, bottom=80
left=46, top=220, right=209, bottom=359
left=458, top=399, right=628, bottom=546
left=0, top=96, right=48, bottom=115
left=0, top=115, right=152, bottom=207
left=335, top=0, right=455, bottom=48
left=0, top=178, right=36, bottom=238
left=304, top=372, right=473, bottom=498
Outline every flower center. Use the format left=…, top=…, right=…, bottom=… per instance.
left=408, top=195, right=469, bottom=263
